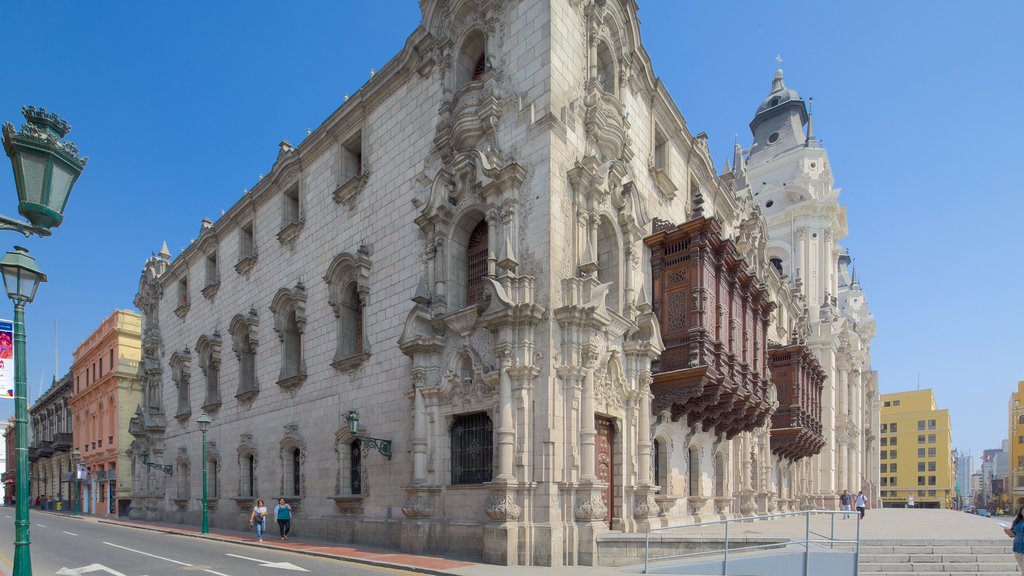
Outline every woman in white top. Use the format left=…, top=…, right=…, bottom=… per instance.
left=249, top=499, right=268, bottom=542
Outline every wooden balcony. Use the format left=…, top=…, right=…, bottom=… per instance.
left=768, top=343, right=826, bottom=461
left=645, top=217, right=774, bottom=438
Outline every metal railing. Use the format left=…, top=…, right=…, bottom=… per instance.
left=643, top=509, right=862, bottom=575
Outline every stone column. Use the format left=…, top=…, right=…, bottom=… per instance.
left=496, top=347, right=515, bottom=481
left=411, top=385, right=428, bottom=484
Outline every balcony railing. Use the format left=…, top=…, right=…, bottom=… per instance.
left=645, top=217, right=774, bottom=438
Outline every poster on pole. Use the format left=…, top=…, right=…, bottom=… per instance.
left=0, top=320, right=12, bottom=398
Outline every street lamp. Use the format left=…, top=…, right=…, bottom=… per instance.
left=197, top=413, right=211, bottom=534
left=70, top=449, right=80, bottom=515
left=0, top=106, right=86, bottom=576
left=2, top=106, right=87, bottom=236
left=0, top=246, right=46, bottom=576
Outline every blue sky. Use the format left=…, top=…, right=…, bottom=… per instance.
left=0, top=1, right=1019, bottom=459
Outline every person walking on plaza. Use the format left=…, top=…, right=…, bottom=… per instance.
left=249, top=499, right=268, bottom=542
left=1002, top=504, right=1024, bottom=571
left=274, top=498, right=293, bottom=540
left=839, top=490, right=852, bottom=519
left=856, top=491, right=868, bottom=519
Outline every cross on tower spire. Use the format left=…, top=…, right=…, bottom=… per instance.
left=774, top=54, right=783, bottom=69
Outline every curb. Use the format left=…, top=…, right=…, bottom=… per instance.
left=93, top=517, right=463, bottom=576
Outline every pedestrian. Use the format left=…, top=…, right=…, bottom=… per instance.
left=856, top=491, right=868, bottom=519
left=907, top=494, right=914, bottom=509
left=275, top=498, right=293, bottom=540
left=839, top=490, right=852, bottom=519
left=1003, top=504, right=1024, bottom=572
left=34, top=495, right=40, bottom=509
left=249, top=499, right=268, bottom=542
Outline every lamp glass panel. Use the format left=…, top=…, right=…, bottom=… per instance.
left=48, top=161, right=75, bottom=211
left=24, top=274, right=41, bottom=302
left=1, top=268, right=21, bottom=301
left=17, top=151, right=47, bottom=204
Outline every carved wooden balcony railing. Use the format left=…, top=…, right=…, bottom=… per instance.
left=645, top=217, right=775, bottom=438
left=768, top=343, right=826, bottom=461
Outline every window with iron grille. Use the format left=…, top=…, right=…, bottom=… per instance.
left=450, top=412, right=493, bottom=485
left=350, top=440, right=362, bottom=495
left=466, top=221, right=488, bottom=306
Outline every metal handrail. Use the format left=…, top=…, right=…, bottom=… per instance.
left=643, top=509, right=862, bottom=576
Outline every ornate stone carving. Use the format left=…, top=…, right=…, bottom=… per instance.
left=574, top=493, right=607, bottom=521
left=633, top=494, right=659, bottom=519
left=401, top=493, right=433, bottom=518
left=485, top=493, right=522, bottom=522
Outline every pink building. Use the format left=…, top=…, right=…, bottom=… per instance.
left=70, top=310, right=141, bottom=516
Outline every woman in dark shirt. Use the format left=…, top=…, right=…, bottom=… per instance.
left=1003, top=504, right=1024, bottom=570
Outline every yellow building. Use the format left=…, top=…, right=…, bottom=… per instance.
left=1009, top=381, right=1024, bottom=510
left=879, top=389, right=954, bottom=508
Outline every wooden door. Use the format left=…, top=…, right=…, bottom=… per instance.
left=596, top=416, right=615, bottom=528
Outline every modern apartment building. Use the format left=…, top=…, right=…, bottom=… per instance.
left=879, top=389, right=954, bottom=508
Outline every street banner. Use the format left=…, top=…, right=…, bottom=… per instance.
left=0, top=320, right=12, bottom=398
left=76, top=463, right=87, bottom=480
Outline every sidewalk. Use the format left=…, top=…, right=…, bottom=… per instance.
left=50, top=511, right=629, bottom=576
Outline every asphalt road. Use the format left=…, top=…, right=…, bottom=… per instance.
left=0, top=509, right=427, bottom=576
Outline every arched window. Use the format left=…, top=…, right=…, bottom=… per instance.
left=595, top=41, right=615, bottom=94
left=350, top=441, right=362, bottom=495
left=688, top=446, right=700, bottom=497
left=239, top=452, right=256, bottom=498
left=714, top=452, right=726, bottom=497
left=197, top=334, right=222, bottom=410
left=280, top=427, right=306, bottom=498
left=176, top=462, right=189, bottom=501
left=270, top=284, right=307, bottom=389
left=597, top=217, right=620, bottom=312
left=770, top=257, right=784, bottom=276
left=654, top=438, right=668, bottom=494
left=209, top=456, right=219, bottom=500
left=285, top=448, right=301, bottom=497
left=170, top=350, right=191, bottom=418
left=325, top=251, right=372, bottom=370
left=229, top=311, right=259, bottom=400
left=456, top=30, right=487, bottom=89
left=466, top=220, right=489, bottom=306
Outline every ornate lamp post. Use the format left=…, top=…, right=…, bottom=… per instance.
left=197, top=413, right=211, bottom=534
left=0, top=106, right=86, bottom=576
left=0, top=246, right=46, bottom=576
left=70, top=448, right=80, bottom=515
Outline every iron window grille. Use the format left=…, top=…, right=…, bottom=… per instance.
left=451, top=413, right=493, bottom=485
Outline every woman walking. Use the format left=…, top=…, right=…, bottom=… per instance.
left=275, top=498, right=293, bottom=540
left=249, top=499, right=268, bottom=542
left=1003, top=504, right=1024, bottom=571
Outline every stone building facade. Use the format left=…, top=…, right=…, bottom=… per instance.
left=128, top=0, right=875, bottom=565
left=70, top=310, right=142, bottom=516
left=27, top=373, right=74, bottom=510
left=729, top=68, right=879, bottom=506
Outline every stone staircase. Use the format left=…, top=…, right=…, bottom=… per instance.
left=859, top=539, right=1018, bottom=575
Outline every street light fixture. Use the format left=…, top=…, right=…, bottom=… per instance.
left=345, top=410, right=392, bottom=460
left=0, top=245, right=46, bottom=576
left=197, top=413, right=211, bottom=534
left=2, top=106, right=87, bottom=236
left=0, top=106, right=86, bottom=576
left=70, top=448, right=80, bottom=516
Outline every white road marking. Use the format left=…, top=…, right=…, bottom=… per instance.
left=103, top=542, right=193, bottom=566
left=56, top=564, right=130, bottom=575
left=63, top=530, right=78, bottom=536
left=204, top=571, right=233, bottom=576
left=226, top=553, right=309, bottom=572
left=36, top=523, right=47, bottom=527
